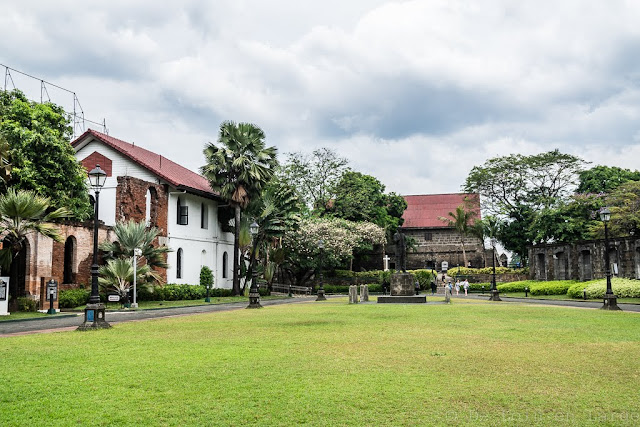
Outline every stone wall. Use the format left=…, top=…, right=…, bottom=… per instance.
left=115, top=176, right=168, bottom=233
left=528, top=237, right=640, bottom=281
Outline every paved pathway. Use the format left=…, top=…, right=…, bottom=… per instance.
left=455, top=293, right=640, bottom=312
left=0, top=296, right=320, bottom=336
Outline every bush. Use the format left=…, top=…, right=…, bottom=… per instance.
left=16, top=297, right=37, bottom=312
left=367, top=284, right=382, bottom=293
left=333, top=270, right=355, bottom=278
left=530, top=281, right=578, bottom=296
left=567, top=278, right=640, bottom=299
left=467, top=282, right=491, bottom=292
left=59, top=289, right=90, bottom=308
left=200, top=266, right=214, bottom=289
left=449, top=266, right=529, bottom=277
left=408, top=269, right=435, bottom=290
left=323, top=284, right=350, bottom=294
left=497, top=281, right=537, bottom=293
left=354, top=271, right=381, bottom=283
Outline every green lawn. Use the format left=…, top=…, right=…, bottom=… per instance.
left=0, top=311, right=73, bottom=322
left=497, top=292, right=640, bottom=304
left=2, top=299, right=640, bottom=426
left=69, top=295, right=289, bottom=311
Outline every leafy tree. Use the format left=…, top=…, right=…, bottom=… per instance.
left=330, top=171, right=407, bottom=236
left=200, top=266, right=214, bottom=289
left=592, top=181, right=640, bottom=237
left=201, top=121, right=278, bottom=296
left=0, top=188, right=71, bottom=299
left=438, top=204, right=477, bottom=267
left=280, top=148, right=348, bottom=214
left=464, top=149, right=587, bottom=261
left=577, top=165, right=640, bottom=194
left=99, top=220, right=170, bottom=285
left=529, top=193, right=604, bottom=243
left=0, top=132, right=11, bottom=183
left=0, top=90, right=91, bottom=219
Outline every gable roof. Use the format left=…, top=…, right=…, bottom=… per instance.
left=401, top=193, right=481, bottom=229
left=72, top=129, right=218, bottom=198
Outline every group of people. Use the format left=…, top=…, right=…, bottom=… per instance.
left=439, top=277, right=470, bottom=296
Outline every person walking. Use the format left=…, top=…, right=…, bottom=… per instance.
left=454, top=279, right=461, bottom=296
left=463, top=279, right=469, bottom=296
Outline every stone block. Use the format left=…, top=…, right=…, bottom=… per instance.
left=390, top=272, right=416, bottom=296
left=349, top=285, right=358, bottom=304
left=360, top=284, right=369, bottom=302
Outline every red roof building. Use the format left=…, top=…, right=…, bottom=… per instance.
left=401, top=193, right=481, bottom=229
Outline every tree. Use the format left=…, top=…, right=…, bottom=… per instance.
left=594, top=181, right=640, bottom=237
left=98, top=258, right=136, bottom=304
left=577, top=165, right=640, bottom=194
left=330, top=171, right=407, bottom=237
left=438, top=204, right=477, bottom=267
left=464, top=149, right=587, bottom=261
left=201, top=121, right=278, bottom=296
left=99, top=220, right=171, bottom=285
left=0, top=132, right=11, bottom=183
left=0, top=90, right=91, bottom=219
left=0, top=188, right=71, bottom=300
left=280, top=148, right=349, bottom=214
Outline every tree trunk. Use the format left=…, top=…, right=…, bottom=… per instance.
left=460, top=237, right=467, bottom=267
left=232, top=205, right=241, bottom=296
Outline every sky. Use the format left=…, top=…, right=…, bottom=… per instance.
left=2, top=0, right=640, bottom=196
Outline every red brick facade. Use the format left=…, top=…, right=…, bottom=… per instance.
left=80, top=151, right=113, bottom=176
left=115, top=176, right=168, bottom=234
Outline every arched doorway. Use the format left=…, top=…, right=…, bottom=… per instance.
left=63, top=236, right=77, bottom=284
left=9, top=240, right=30, bottom=301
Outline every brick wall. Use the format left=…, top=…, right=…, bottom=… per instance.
left=80, top=151, right=113, bottom=176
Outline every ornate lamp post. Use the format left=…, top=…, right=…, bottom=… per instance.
left=600, top=208, right=620, bottom=310
left=316, top=239, right=326, bottom=301
left=488, top=237, right=501, bottom=301
left=247, top=220, right=262, bottom=309
left=131, top=248, right=142, bottom=308
left=78, top=165, right=111, bottom=330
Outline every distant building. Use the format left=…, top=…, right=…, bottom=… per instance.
left=394, top=193, right=485, bottom=271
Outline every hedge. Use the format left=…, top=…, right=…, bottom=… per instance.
left=59, top=289, right=90, bottom=308
left=567, top=278, right=640, bottom=299
left=449, top=266, right=529, bottom=277
left=529, top=281, right=578, bottom=296
left=497, top=281, right=536, bottom=293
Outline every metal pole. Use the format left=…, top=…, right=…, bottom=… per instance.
left=604, top=222, right=612, bottom=295
left=89, top=189, right=100, bottom=304
left=132, top=253, right=137, bottom=308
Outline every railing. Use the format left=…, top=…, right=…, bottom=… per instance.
left=271, top=283, right=311, bottom=295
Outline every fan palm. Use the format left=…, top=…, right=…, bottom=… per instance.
left=439, top=204, right=477, bottom=267
left=201, top=121, right=278, bottom=295
left=0, top=188, right=70, bottom=297
left=98, top=258, right=149, bottom=303
left=99, top=220, right=170, bottom=284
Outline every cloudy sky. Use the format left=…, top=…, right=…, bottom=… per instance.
left=2, top=0, right=640, bottom=195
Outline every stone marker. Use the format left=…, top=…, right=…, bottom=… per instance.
left=444, top=286, right=451, bottom=303
left=360, top=285, right=369, bottom=302
left=377, top=271, right=427, bottom=304
left=349, top=285, right=359, bottom=304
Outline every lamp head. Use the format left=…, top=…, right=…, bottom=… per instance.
left=599, top=207, right=611, bottom=222
left=88, top=164, right=107, bottom=189
left=249, top=220, right=259, bottom=236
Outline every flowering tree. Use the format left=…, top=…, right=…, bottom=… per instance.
left=281, top=217, right=385, bottom=286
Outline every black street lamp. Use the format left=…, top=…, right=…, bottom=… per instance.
left=78, top=165, right=111, bottom=330
left=489, top=237, right=501, bottom=301
left=600, top=208, right=620, bottom=310
left=247, top=220, right=262, bottom=309
left=316, top=239, right=326, bottom=301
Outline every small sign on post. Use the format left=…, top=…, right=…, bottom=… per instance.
left=0, top=277, right=9, bottom=316
left=441, top=261, right=449, bottom=272
left=47, top=279, right=58, bottom=315
left=107, top=294, right=120, bottom=302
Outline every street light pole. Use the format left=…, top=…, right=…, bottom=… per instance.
left=247, top=221, right=262, bottom=309
left=600, top=208, right=620, bottom=310
left=131, top=248, right=142, bottom=308
left=316, top=239, right=326, bottom=301
left=489, top=238, right=501, bottom=301
left=78, top=165, right=111, bottom=330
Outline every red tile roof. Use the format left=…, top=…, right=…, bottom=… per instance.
left=72, top=129, right=217, bottom=198
left=401, top=193, right=481, bottom=229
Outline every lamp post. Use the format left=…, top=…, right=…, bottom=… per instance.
left=131, top=248, right=142, bottom=308
left=316, top=239, right=326, bottom=301
left=488, top=237, right=501, bottom=301
left=247, top=220, right=262, bottom=309
left=78, top=165, right=111, bottom=330
left=600, top=208, right=620, bottom=310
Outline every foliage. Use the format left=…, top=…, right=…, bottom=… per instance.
left=438, top=202, right=477, bottom=266
left=496, top=281, right=535, bottom=293
left=0, top=132, right=11, bottom=183
left=464, top=149, right=587, bottom=259
left=329, top=171, right=407, bottom=236
left=201, top=120, right=278, bottom=296
left=0, top=89, right=92, bottom=220
left=200, top=266, right=214, bottom=289
left=567, top=278, right=640, bottom=299
left=147, top=284, right=233, bottom=301
left=16, top=297, right=37, bottom=312
left=449, top=266, right=528, bottom=277
left=411, top=269, right=436, bottom=289
left=529, top=193, right=604, bottom=243
left=99, top=220, right=171, bottom=285
left=59, top=288, right=90, bottom=308
left=577, top=165, right=640, bottom=194
left=280, top=147, right=349, bottom=213
left=98, top=258, right=136, bottom=299
left=597, top=180, right=640, bottom=237
left=529, top=281, right=578, bottom=296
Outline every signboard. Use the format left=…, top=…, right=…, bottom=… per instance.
left=0, top=278, right=7, bottom=301
left=441, top=261, right=449, bottom=272
left=46, top=279, right=58, bottom=301
left=107, top=294, right=120, bottom=302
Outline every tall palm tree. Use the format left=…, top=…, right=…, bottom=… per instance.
left=0, top=188, right=70, bottom=299
left=201, top=121, right=278, bottom=295
left=439, top=205, right=477, bottom=267
left=99, top=220, right=170, bottom=285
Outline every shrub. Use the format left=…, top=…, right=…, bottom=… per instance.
left=467, top=282, right=491, bottom=292
left=449, top=266, right=529, bottom=277
left=59, top=289, right=90, bottom=308
left=367, top=284, right=382, bottom=293
left=497, top=281, right=537, bottom=293
left=323, top=284, right=350, bottom=294
left=354, top=271, right=381, bottom=283
left=408, top=269, right=435, bottom=290
left=333, top=270, right=355, bottom=278
left=200, top=266, right=214, bottom=289
left=530, top=281, right=578, bottom=296
left=16, top=297, right=37, bottom=312
left=567, top=278, right=640, bottom=299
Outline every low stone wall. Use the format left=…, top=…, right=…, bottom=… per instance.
left=454, top=273, right=528, bottom=283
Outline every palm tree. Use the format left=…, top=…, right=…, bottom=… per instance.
left=99, top=220, right=170, bottom=285
left=98, top=258, right=149, bottom=305
left=0, top=188, right=70, bottom=299
left=439, top=205, right=478, bottom=267
left=201, top=121, right=278, bottom=295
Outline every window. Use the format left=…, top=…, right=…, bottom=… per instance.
left=425, top=232, right=433, bottom=241
left=201, top=203, right=208, bottom=229
left=222, top=252, right=228, bottom=278
left=177, top=248, right=183, bottom=279
left=177, top=197, right=188, bottom=225
left=145, top=189, right=151, bottom=226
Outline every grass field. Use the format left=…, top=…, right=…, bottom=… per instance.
left=1, top=299, right=640, bottom=426
left=69, top=295, right=289, bottom=311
